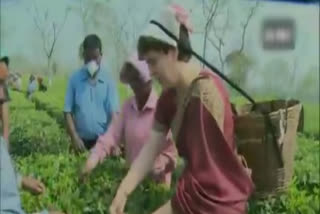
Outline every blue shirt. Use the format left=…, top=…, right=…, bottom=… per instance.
left=0, top=138, right=48, bottom=214
left=64, top=66, right=119, bottom=140
left=27, top=80, right=37, bottom=93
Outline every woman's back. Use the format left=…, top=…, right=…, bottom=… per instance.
left=155, top=71, right=254, bottom=213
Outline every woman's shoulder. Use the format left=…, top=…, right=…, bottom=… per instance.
left=189, top=73, right=214, bottom=96
left=191, top=70, right=227, bottom=95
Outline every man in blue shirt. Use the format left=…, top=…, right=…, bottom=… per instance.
left=64, top=34, right=119, bottom=152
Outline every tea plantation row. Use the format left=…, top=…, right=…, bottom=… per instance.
left=8, top=90, right=319, bottom=214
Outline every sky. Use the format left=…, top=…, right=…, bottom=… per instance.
left=0, top=0, right=319, bottom=85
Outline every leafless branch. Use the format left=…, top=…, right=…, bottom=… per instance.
left=202, top=0, right=219, bottom=62
left=239, top=1, right=259, bottom=53
left=28, top=0, right=69, bottom=81
left=207, top=36, right=220, bottom=51
left=221, top=7, right=230, bottom=37
left=31, top=2, right=48, bottom=58
left=202, top=0, right=208, bottom=17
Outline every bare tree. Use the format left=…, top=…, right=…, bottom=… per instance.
left=201, top=0, right=259, bottom=73
left=69, top=0, right=90, bottom=35
left=70, top=0, right=132, bottom=72
left=52, top=61, right=58, bottom=75
left=121, top=3, right=154, bottom=55
left=28, top=0, right=69, bottom=86
left=69, top=0, right=111, bottom=36
left=105, top=1, right=153, bottom=73
left=239, top=1, right=260, bottom=53
left=206, top=7, right=230, bottom=73
left=201, top=0, right=219, bottom=62
left=117, top=2, right=153, bottom=96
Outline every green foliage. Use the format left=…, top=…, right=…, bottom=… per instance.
left=17, top=153, right=173, bottom=214
left=8, top=78, right=319, bottom=213
left=249, top=136, right=320, bottom=214
left=10, top=90, right=35, bottom=110
left=294, top=136, right=319, bottom=190
left=9, top=91, right=69, bottom=157
left=32, top=93, right=65, bottom=127
left=303, top=103, right=320, bottom=139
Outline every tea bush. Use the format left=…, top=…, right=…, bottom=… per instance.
left=9, top=91, right=69, bottom=157
left=17, top=154, right=173, bottom=214
left=7, top=80, right=319, bottom=213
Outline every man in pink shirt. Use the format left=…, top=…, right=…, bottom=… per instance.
left=80, top=53, right=177, bottom=186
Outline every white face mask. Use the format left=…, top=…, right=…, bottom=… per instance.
left=87, top=61, right=99, bottom=77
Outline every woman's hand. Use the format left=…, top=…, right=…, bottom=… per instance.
left=109, top=188, right=128, bottom=214
left=79, top=157, right=99, bottom=183
left=110, top=129, right=165, bottom=214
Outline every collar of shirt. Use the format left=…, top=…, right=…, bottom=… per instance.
left=131, top=89, right=158, bottom=112
left=80, top=66, right=106, bottom=83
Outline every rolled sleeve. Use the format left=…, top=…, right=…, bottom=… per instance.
left=64, top=76, right=75, bottom=113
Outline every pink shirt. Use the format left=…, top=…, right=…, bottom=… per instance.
left=89, top=90, right=177, bottom=185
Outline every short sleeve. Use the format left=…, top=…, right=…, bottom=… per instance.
left=0, top=80, right=10, bottom=104
left=153, top=88, right=177, bottom=132
left=106, top=78, right=120, bottom=114
left=63, top=76, right=75, bottom=113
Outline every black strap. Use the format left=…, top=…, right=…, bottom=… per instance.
left=150, top=20, right=256, bottom=107
left=150, top=20, right=286, bottom=165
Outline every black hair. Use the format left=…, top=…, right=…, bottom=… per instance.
left=79, top=34, right=102, bottom=59
left=0, top=56, right=9, bottom=66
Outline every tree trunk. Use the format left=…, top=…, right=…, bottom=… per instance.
left=47, top=57, right=53, bottom=87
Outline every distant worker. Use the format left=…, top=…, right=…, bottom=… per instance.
left=8, top=73, right=22, bottom=92
left=38, top=77, right=47, bottom=92
left=26, top=74, right=37, bottom=100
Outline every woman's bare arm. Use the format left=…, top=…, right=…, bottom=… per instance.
left=117, top=129, right=166, bottom=195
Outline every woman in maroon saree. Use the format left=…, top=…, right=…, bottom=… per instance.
left=109, top=4, right=254, bottom=214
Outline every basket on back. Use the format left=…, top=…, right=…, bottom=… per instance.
left=234, top=99, right=302, bottom=198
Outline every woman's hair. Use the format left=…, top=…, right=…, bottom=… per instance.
left=0, top=57, right=9, bottom=66
left=138, top=24, right=192, bottom=62
left=79, top=34, right=102, bottom=59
